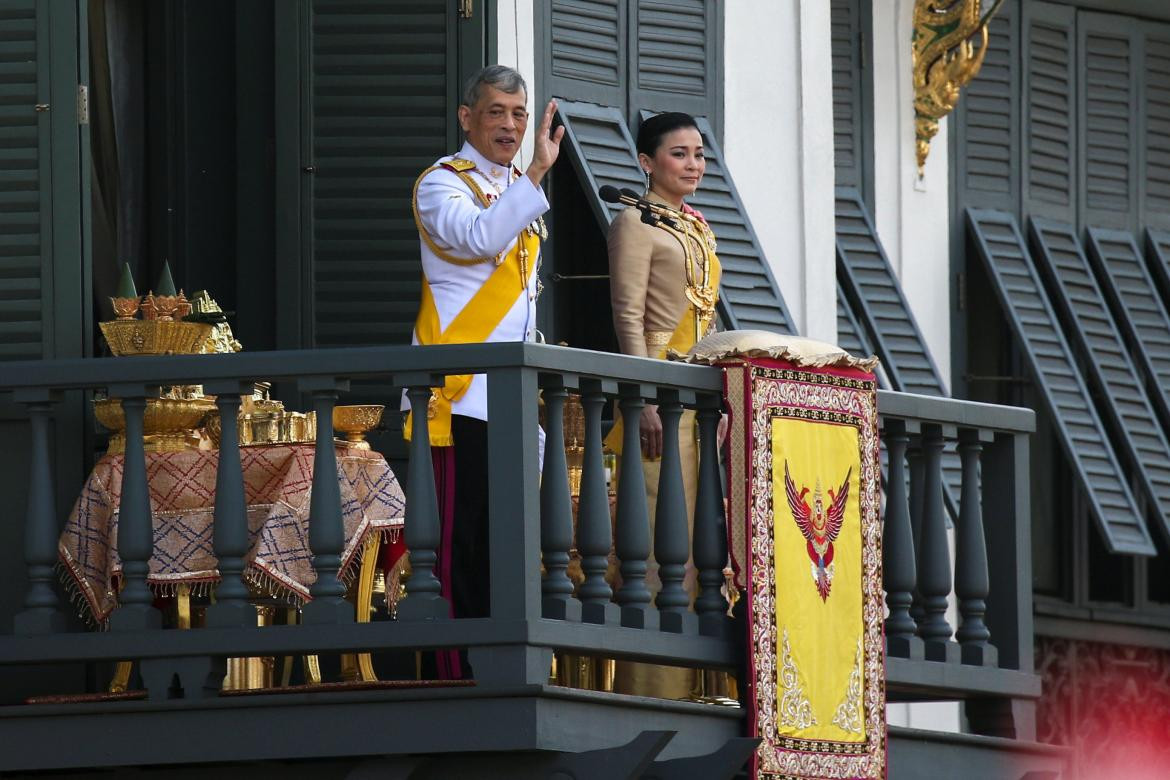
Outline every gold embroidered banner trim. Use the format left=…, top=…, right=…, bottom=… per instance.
left=832, top=638, right=865, bottom=735
left=778, top=627, right=818, bottom=730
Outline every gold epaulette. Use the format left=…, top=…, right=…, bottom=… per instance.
left=439, top=157, right=476, bottom=172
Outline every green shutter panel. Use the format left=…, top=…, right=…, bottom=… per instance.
left=958, top=0, right=1016, bottom=209
left=1078, top=12, right=1139, bottom=231
left=0, top=0, right=44, bottom=360
left=555, top=100, right=644, bottom=229
left=548, top=0, right=625, bottom=106
left=1146, top=229, right=1170, bottom=320
left=1087, top=228, right=1170, bottom=442
left=1142, top=25, right=1170, bottom=230
left=967, top=209, right=1153, bottom=556
left=1023, top=1, right=1075, bottom=222
left=1030, top=219, right=1170, bottom=543
left=830, top=0, right=864, bottom=193
left=835, top=283, right=887, bottom=388
left=835, top=189, right=946, bottom=396
left=631, top=0, right=712, bottom=119
left=308, top=0, right=451, bottom=351
left=559, top=104, right=796, bottom=336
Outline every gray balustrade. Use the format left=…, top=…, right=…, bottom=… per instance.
left=653, top=390, right=691, bottom=632
left=300, top=383, right=352, bottom=624
left=907, top=443, right=926, bottom=630
left=540, top=381, right=579, bottom=620
left=109, top=390, right=162, bottom=631
left=397, top=384, right=449, bottom=621
left=576, top=380, right=618, bottom=624
left=614, top=384, right=656, bottom=630
left=917, top=423, right=958, bottom=661
left=14, top=392, right=65, bottom=634
left=881, top=420, right=921, bottom=658
left=693, top=400, right=728, bottom=637
left=204, top=388, right=253, bottom=627
left=955, top=428, right=996, bottom=666
left=0, top=342, right=1036, bottom=736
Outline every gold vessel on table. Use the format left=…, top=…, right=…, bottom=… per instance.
left=332, top=405, right=384, bottom=450
left=93, top=394, right=217, bottom=454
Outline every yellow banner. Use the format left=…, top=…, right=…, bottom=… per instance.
left=770, top=416, right=865, bottom=743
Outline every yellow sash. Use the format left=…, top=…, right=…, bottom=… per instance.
left=405, top=166, right=540, bottom=446
left=604, top=256, right=722, bottom=456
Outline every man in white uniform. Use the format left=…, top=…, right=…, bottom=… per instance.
left=405, top=65, right=562, bottom=677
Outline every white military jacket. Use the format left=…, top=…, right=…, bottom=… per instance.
left=404, top=141, right=549, bottom=422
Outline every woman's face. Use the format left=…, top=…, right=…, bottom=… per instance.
left=640, top=127, right=705, bottom=203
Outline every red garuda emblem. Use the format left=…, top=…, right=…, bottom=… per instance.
left=784, top=461, right=851, bottom=602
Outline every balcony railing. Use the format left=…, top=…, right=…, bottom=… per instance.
left=0, top=342, right=1041, bottom=772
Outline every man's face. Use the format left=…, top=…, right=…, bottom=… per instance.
left=458, top=85, right=529, bottom=166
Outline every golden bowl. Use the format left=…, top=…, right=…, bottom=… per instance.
left=94, top=397, right=216, bottom=454
left=99, top=319, right=214, bottom=356
left=332, top=405, right=384, bottom=448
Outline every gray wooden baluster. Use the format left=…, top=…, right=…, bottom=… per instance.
left=577, top=380, right=618, bottom=624
left=204, top=386, right=253, bottom=627
left=397, top=384, right=450, bottom=620
left=906, top=440, right=926, bottom=631
left=300, top=381, right=353, bottom=624
left=693, top=398, right=728, bottom=637
left=881, top=419, right=922, bottom=658
left=654, top=389, right=693, bottom=633
left=540, top=381, right=580, bottom=621
left=955, top=428, right=996, bottom=666
left=14, top=391, right=66, bottom=634
left=615, top=383, right=658, bottom=630
left=110, top=390, right=162, bottom=630
left=918, top=423, right=958, bottom=662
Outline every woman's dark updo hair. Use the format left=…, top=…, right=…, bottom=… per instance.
left=636, top=111, right=701, bottom=157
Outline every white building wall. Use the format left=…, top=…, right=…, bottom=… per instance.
left=496, top=0, right=537, bottom=170
left=871, top=0, right=952, bottom=386
left=723, top=0, right=838, bottom=343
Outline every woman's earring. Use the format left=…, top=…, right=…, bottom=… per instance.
left=644, top=169, right=651, bottom=190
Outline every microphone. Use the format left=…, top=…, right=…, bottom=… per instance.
left=597, top=184, right=681, bottom=229
left=599, top=185, right=622, bottom=203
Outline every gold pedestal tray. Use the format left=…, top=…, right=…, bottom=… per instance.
left=94, top=397, right=216, bottom=454
left=99, top=319, right=213, bottom=356
left=332, top=405, right=384, bottom=450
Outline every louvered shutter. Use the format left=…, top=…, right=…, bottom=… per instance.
left=1146, top=230, right=1170, bottom=319
left=957, top=0, right=1016, bottom=209
left=830, top=0, right=866, bottom=194
left=967, top=209, right=1153, bottom=556
left=630, top=0, right=715, bottom=123
left=554, top=101, right=644, bottom=229
left=835, top=189, right=946, bottom=396
left=0, top=0, right=47, bottom=360
left=1023, top=1, right=1075, bottom=222
left=308, top=0, right=451, bottom=354
left=836, top=284, right=887, bottom=388
left=1088, top=228, right=1170, bottom=436
left=1078, top=12, right=1139, bottom=231
left=1030, top=220, right=1170, bottom=543
left=548, top=0, right=625, bottom=107
left=1142, top=24, right=1170, bottom=230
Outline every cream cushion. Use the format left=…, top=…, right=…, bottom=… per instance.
left=669, top=329, right=879, bottom=371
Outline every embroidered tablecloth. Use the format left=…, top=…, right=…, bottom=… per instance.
left=723, top=357, right=886, bottom=780
left=58, top=444, right=405, bottom=625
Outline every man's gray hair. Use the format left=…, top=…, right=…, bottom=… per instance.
left=462, top=65, right=527, bottom=107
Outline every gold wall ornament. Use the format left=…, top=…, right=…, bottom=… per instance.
left=912, top=0, right=1004, bottom=175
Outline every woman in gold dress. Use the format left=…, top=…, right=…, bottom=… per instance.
left=606, top=111, right=721, bottom=699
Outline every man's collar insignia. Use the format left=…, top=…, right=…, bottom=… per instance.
left=440, top=157, right=477, bottom=173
